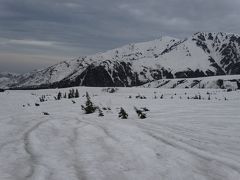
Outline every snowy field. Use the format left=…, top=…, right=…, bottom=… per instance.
left=0, top=87, right=240, bottom=180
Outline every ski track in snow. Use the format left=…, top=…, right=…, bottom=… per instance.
left=0, top=87, right=240, bottom=180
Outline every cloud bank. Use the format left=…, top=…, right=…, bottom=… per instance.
left=1, top=0, right=240, bottom=73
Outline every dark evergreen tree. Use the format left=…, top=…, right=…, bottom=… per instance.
left=134, top=107, right=146, bottom=119
left=39, top=95, right=46, bottom=102
left=193, top=95, right=198, bottom=99
left=68, top=92, right=71, bottom=99
left=198, top=95, right=201, bottom=100
left=57, top=92, right=62, bottom=100
left=63, top=93, right=67, bottom=98
left=141, top=107, right=149, bottom=112
left=43, top=112, right=49, bottom=115
left=71, top=89, right=74, bottom=98
left=81, top=92, right=97, bottom=114
left=154, top=92, right=157, bottom=99
left=68, top=89, right=74, bottom=99
left=118, top=107, right=128, bottom=119
left=98, top=108, right=104, bottom=117
left=208, top=95, right=211, bottom=100
left=75, top=89, right=79, bottom=98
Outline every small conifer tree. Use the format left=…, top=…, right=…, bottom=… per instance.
left=81, top=92, right=97, bottom=114
left=68, top=89, right=74, bottom=99
left=57, top=92, right=62, bottom=100
left=68, top=91, right=71, bottom=99
left=208, top=95, right=211, bottom=100
left=71, top=89, right=74, bottom=98
left=154, top=92, right=157, bottom=99
left=98, top=108, right=104, bottom=117
left=75, top=89, right=79, bottom=98
left=118, top=107, right=128, bottom=119
left=198, top=95, right=201, bottom=100
left=134, top=107, right=146, bottom=119
left=141, top=107, right=149, bottom=112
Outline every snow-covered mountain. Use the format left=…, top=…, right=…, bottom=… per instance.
left=3, top=32, right=240, bottom=89
left=0, top=72, right=20, bottom=89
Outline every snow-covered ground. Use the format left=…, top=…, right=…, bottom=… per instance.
left=141, top=75, right=240, bottom=90
left=0, top=87, right=240, bottom=180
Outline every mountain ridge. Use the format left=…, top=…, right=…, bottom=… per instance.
left=2, top=32, right=240, bottom=89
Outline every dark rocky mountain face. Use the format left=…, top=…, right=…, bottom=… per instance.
left=192, top=32, right=240, bottom=75
left=56, top=61, right=139, bottom=87
left=4, top=32, right=240, bottom=89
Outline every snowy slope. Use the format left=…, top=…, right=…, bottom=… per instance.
left=1, top=87, right=240, bottom=180
left=11, top=37, right=179, bottom=88
left=0, top=72, right=20, bottom=89
left=141, top=75, right=240, bottom=90
left=3, top=32, right=240, bottom=89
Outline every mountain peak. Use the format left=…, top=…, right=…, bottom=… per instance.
left=2, top=32, right=240, bottom=89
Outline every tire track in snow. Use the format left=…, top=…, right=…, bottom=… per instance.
left=136, top=121, right=240, bottom=177
left=73, top=116, right=144, bottom=179
left=23, top=118, right=50, bottom=180
left=0, top=139, right=20, bottom=153
left=76, top=116, right=120, bottom=143
left=44, top=114, right=95, bottom=180
left=69, top=123, right=90, bottom=180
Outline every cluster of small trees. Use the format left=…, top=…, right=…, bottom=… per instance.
left=102, top=87, right=119, bottom=93
left=118, top=107, right=148, bottom=119
left=150, top=92, right=228, bottom=101
left=39, top=95, right=47, bottom=102
left=81, top=92, right=148, bottom=119
left=135, top=94, right=146, bottom=99
left=55, top=89, right=79, bottom=100
left=67, top=89, right=79, bottom=99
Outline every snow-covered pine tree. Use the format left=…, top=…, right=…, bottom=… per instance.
left=81, top=92, right=97, bottom=114
left=134, top=107, right=146, bottom=119
left=98, top=108, right=104, bottom=117
left=118, top=107, right=128, bottom=119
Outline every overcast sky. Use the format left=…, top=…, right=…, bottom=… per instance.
left=1, top=0, right=240, bottom=73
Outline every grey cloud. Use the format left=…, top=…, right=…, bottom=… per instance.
left=1, top=0, right=240, bottom=73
